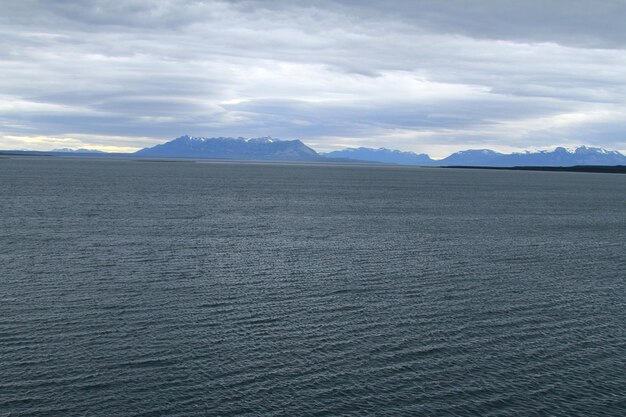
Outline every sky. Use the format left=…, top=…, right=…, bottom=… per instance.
left=1, top=0, right=626, bottom=157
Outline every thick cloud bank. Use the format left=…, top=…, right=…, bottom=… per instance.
left=1, top=0, right=625, bottom=156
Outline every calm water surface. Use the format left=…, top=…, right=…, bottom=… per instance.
left=1, top=157, right=625, bottom=416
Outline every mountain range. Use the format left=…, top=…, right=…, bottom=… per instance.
left=6, top=136, right=623, bottom=167
left=325, top=146, right=626, bottom=166
left=436, top=147, right=626, bottom=166
left=133, top=136, right=626, bottom=166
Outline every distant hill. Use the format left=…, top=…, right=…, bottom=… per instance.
left=324, top=145, right=626, bottom=166
left=324, top=147, right=434, bottom=164
left=135, top=135, right=322, bottom=161
left=52, top=148, right=105, bottom=153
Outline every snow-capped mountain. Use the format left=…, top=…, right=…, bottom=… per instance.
left=135, top=135, right=321, bottom=161
left=439, top=146, right=626, bottom=166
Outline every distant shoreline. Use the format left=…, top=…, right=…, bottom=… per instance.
left=444, top=165, right=626, bottom=174
left=2, top=151, right=625, bottom=173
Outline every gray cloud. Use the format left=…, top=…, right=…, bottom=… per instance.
left=328, top=0, right=626, bottom=48
left=1, top=0, right=626, bottom=154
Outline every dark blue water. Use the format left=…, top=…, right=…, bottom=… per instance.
left=1, top=157, right=625, bottom=416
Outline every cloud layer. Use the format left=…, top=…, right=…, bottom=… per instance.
left=1, top=0, right=626, bottom=156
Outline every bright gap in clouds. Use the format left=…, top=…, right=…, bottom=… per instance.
left=1, top=0, right=626, bottom=154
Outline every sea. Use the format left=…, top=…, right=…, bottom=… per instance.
left=1, top=157, right=625, bottom=416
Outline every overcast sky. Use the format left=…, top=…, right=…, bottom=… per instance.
left=2, top=0, right=626, bottom=157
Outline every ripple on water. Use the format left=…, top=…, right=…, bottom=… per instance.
left=1, top=158, right=625, bottom=416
